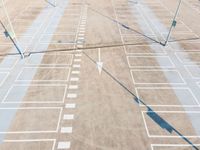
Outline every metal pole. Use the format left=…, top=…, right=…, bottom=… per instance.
left=0, top=21, right=24, bottom=58
left=1, top=0, right=16, bottom=38
left=0, top=0, right=24, bottom=58
left=162, top=0, right=182, bottom=46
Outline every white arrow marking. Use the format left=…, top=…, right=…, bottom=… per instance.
left=97, top=48, right=103, bottom=75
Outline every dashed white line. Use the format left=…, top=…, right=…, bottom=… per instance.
left=71, top=71, right=80, bottom=74
left=74, top=59, right=81, bottom=62
left=73, top=64, right=81, bottom=68
left=67, top=93, right=77, bottom=98
left=57, top=141, right=71, bottom=149
left=65, top=103, right=76, bottom=108
left=60, top=127, right=73, bottom=133
left=70, top=77, right=79, bottom=81
left=63, top=114, right=74, bottom=120
left=68, top=85, right=79, bottom=89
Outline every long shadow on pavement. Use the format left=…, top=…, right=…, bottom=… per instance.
left=0, top=36, right=199, bottom=57
left=83, top=51, right=199, bottom=150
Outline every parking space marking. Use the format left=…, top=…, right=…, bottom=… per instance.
left=60, top=127, right=73, bottom=133
left=3, top=84, right=67, bottom=103
left=0, top=57, right=19, bottom=70
left=175, top=52, right=200, bottom=64
left=26, top=54, right=73, bottom=66
left=0, top=72, right=9, bottom=87
left=63, top=114, right=74, bottom=120
left=71, top=70, right=80, bottom=75
left=184, top=65, right=200, bottom=79
left=136, top=87, right=199, bottom=107
left=16, top=67, right=71, bottom=82
left=151, top=144, right=200, bottom=150
left=0, top=107, right=62, bottom=133
left=70, top=77, right=79, bottom=81
left=127, top=56, right=175, bottom=68
left=67, top=93, right=77, bottom=99
left=142, top=111, right=200, bottom=138
left=73, top=64, right=81, bottom=68
left=130, top=69, right=185, bottom=85
left=57, top=141, right=70, bottom=149
left=3, top=139, right=56, bottom=150
left=124, top=45, right=166, bottom=55
left=68, top=85, right=78, bottom=90
left=65, top=103, right=76, bottom=109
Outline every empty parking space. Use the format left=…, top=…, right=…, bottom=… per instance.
left=136, top=87, right=198, bottom=106
left=16, top=67, right=70, bottom=82
left=131, top=70, right=184, bottom=84
left=176, top=52, right=200, bottom=64
left=26, top=53, right=73, bottom=66
left=125, top=45, right=165, bottom=54
left=0, top=108, right=61, bottom=133
left=0, top=140, right=55, bottom=150
left=0, top=72, right=9, bottom=86
left=151, top=144, right=200, bottom=150
left=3, top=84, right=66, bottom=103
left=127, top=56, right=174, bottom=68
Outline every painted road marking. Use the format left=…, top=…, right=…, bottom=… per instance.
left=0, top=72, right=9, bottom=87
left=67, top=93, right=77, bottom=98
left=65, top=103, right=76, bottom=108
left=73, top=64, right=81, bottom=68
left=63, top=114, right=74, bottom=120
left=60, top=127, right=73, bottom=133
left=74, top=59, right=81, bottom=62
left=68, top=85, right=78, bottom=90
left=71, top=71, right=80, bottom=74
left=70, top=77, right=79, bottom=81
left=57, top=142, right=71, bottom=149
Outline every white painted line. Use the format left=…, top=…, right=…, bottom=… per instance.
left=60, top=127, right=73, bottom=133
left=65, top=103, right=76, bottom=108
left=3, top=84, right=67, bottom=103
left=0, top=72, right=9, bottom=86
left=135, top=87, right=199, bottom=107
left=74, top=59, right=81, bottom=62
left=67, top=93, right=77, bottom=98
left=142, top=111, right=200, bottom=138
left=130, top=69, right=185, bottom=85
left=151, top=144, right=200, bottom=150
left=63, top=114, right=74, bottom=120
left=16, top=67, right=71, bottom=82
left=75, top=50, right=83, bottom=52
left=78, top=34, right=85, bottom=36
left=71, top=71, right=80, bottom=74
left=77, top=40, right=84, bottom=44
left=68, top=85, right=78, bottom=90
left=127, top=56, right=175, bottom=68
left=0, top=107, right=62, bottom=133
left=73, top=64, right=81, bottom=68
left=0, top=57, right=18, bottom=70
left=57, top=142, right=70, bottom=149
left=3, top=139, right=56, bottom=150
left=78, top=37, right=85, bottom=40
left=70, top=77, right=79, bottom=81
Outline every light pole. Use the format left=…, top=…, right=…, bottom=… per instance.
left=161, top=0, right=182, bottom=46
left=0, top=0, right=24, bottom=58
